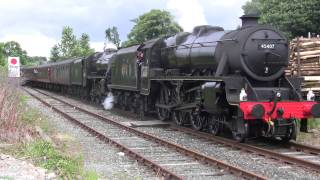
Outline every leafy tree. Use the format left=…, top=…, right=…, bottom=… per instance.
left=77, top=33, right=94, bottom=56
left=0, top=41, right=43, bottom=66
left=105, top=26, right=121, bottom=48
left=124, top=9, right=183, bottom=46
left=0, top=43, right=5, bottom=66
left=59, top=26, right=77, bottom=58
left=28, top=56, right=47, bottom=65
left=50, top=45, right=60, bottom=62
left=50, top=27, right=94, bottom=61
left=242, top=0, right=320, bottom=38
left=3, top=41, right=30, bottom=65
left=242, top=0, right=261, bottom=15
left=0, top=41, right=46, bottom=66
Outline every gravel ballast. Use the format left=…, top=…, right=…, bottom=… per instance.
left=27, top=89, right=240, bottom=180
left=136, top=127, right=320, bottom=180
left=30, top=88, right=320, bottom=179
left=24, top=91, right=158, bottom=179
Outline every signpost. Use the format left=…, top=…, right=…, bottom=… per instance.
left=8, top=57, right=20, bottom=78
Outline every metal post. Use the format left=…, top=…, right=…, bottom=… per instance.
left=300, top=118, right=308, bottom=132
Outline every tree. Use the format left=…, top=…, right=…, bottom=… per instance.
left=0, top=43, right=5, bottom=66
left=124, top=9, right=183, bottom=46
left=242, top=0, right=261, bottom=15
left=59, top=26, right=77, bottom=58
left=0, top=41, right=44, bottom=66
left=77, top=33, right=94, bottom=56
left=105, top=26, right=121, bottom=48
left=50, top=45, right=60, bottom=62
left=28, top=56, right=47, bottom=65
left=242, top=0, right=320, bottom=38
left=3, top=41, right=30, bottom=65
left=50, top=27, right=94, bottom=61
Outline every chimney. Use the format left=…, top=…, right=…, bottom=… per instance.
left=240, top=15, right=259, bottom=27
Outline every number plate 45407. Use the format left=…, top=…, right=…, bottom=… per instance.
left=259, top=43, right=275, bottom=49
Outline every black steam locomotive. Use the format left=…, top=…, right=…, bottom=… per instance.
left=22, top=15, right=320, bottom=142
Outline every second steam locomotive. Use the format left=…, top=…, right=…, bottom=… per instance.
left=22, top=15, right=320, bottom=142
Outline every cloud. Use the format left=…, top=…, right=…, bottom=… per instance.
left=0, top=33, right=57, bottom=57
left=203, top=0, right=242, bottom=7
left=199, top=0, right=249, bottom=29
left=90, top=42, right=105, bottom=52
left=167, top=0, right=207, bottom=32
left=0, top=0, right=249, bottom=57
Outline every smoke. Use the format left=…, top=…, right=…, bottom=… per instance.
left=167, top=0, right=208, bottom=32
left=102, top=92, right=114, bottom=110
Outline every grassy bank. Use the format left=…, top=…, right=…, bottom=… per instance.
left=16, top=140, right=98, bottom=179
left=0, top=67, right=98, bottom=179
left=309, top=118, right=320, bottom=129
left=17, top=104, right=98, bottom=179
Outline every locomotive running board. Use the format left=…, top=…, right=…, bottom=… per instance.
left=155, top=102, right=197, bottom=111
left=151, top=76, right=223, bottom=81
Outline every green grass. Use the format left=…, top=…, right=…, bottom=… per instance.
left=38, top=117, right=50, bottom=133
left=17, top=140, right=100, bottom=179
left=309, top=118, right=320, bottom=129
left=4, top=138, right=100, bottom=179
left=0, top=66, right=99, bottom=179
left=19, top=103, right=51, bottom=133
left=20, top=108, right=39, bottom=124
left=0, top=176, right=14, bottom=180
left=83, top=171, right=100, bottom=180
left=19, top=140, right=82, bottom=178
left=15, top=95, right=99, bottom=179
left=19, top=94, right=28, bottom=104
left=19, top=106, right=51, bottom=133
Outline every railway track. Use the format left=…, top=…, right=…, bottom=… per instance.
left=287, top=141, right=320, bottom=155
left=111, top=106, right=320, bottom=168
left=93, top=89, right=320, bottom=174
left=82, top=92, right=320, bottom=174
left=169, top=126, right=320, bottom=173
left=24, top=87, right=265, bottom=180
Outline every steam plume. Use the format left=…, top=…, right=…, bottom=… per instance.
left=102, top=92, right=114, bottom=110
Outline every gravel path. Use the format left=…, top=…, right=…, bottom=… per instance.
left=23, top=91, right=159, bottom=179
left=0, top=154, right=56, bottom=180
left=37, top=89, right=320, bottom=180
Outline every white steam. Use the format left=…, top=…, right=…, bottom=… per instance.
left=102, top=92, right=114, bottom=110
left=167, top=0, right=208, bottom=32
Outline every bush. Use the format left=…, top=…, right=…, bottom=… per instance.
left=0, top=67, right=36, bottom=143
left=20, top=140, right=82, bottom=178
left=309, top=118, right=320, bottom=129
left=0, top=68, right=99, bottom=179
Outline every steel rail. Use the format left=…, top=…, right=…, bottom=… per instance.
left=170, top=126, right=320, bottom=173
left=27, top=88, right=266, bottom=180
left=24, top=88, right=183, bottom=180
left=288, top=142, right=320, bottom=155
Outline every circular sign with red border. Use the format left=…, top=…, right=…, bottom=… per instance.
left=11, top=58, right=17, bottom=65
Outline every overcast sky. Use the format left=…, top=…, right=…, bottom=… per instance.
left=0, top=0, right=249, bottom=57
